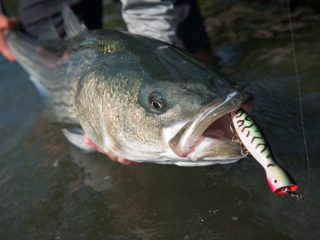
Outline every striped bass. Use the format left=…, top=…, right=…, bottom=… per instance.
left=5, top=6, right=252, bottom=166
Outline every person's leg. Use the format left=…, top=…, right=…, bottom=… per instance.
left=174, top=0, right=215, bottom=64
left=18, top=0, right=102, bottom=38
left=71, top=0, right=102, bottom=30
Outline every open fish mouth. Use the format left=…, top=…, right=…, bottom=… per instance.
left=169, top=91, right=251, bottom=161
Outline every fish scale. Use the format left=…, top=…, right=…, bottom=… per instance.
left=4, top=6, right=253, bottom=167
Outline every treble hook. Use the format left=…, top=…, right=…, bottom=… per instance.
left=283, top=187, right=303, bottom=200
left=230, top=125, right=250, bottom=156
left=241, top=148, right=249, bottom=157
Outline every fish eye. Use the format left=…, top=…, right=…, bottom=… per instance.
left=151, top=100, right=162, bottom=110
left=149, top=91, right=165, bottom=110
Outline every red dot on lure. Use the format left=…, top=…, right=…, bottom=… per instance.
left=267, top=179, right=302, bottom=199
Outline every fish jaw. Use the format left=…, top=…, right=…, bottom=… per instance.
left=185, top=137, right=243, bottom=161
left=167, top=91, right=251, bottom=162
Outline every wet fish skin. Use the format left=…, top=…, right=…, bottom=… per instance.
left=7, top=17, right=249, bottom=165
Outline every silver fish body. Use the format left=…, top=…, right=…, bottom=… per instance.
left=6, top=7, right=251, bottom=166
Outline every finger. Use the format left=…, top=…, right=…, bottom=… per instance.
left=0, top=47, right=16, bottom=61
left=0, top=14, right=10, bottom=29
left=0, top=33, right=15, bottom=61
left=0, top=14, right=20, bottom=29
left=83, top=134, right=140, bottom=166
left=117, top=158, right=141, bottom=166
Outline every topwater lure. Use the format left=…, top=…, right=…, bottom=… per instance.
left=231, top=108, right=301, bottom=199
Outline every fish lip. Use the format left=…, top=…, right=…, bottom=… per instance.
left=168, top=90, right=251, bottom=159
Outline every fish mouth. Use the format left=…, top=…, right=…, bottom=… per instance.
left=169, top=91, right=251, bottom=161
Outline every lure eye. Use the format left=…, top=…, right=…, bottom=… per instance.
left=149, top=91, right=165, bottom=110
left=273, top=179, right=279, bottom=185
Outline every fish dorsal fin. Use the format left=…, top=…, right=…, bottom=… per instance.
left=62, top=5, right=87, bottom=38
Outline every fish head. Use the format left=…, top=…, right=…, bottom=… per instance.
left=137, top=45, right=252, bottom=164
left=137, top=71, right=250, bottom=165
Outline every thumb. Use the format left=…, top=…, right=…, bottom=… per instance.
left=0, top=14, right=20, bottom=29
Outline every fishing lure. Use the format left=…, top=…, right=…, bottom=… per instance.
left=231, top=108, right=301, bottom=199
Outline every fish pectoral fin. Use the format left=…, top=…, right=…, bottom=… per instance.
left=62, top=5, right=87, bottom=38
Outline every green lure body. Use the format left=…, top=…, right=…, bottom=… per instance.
left=231, top=109, right=299, bottom=196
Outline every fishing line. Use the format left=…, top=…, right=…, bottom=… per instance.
left=286, top=0, right=310, bottom=196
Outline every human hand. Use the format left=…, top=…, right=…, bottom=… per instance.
left=83, top=133, right=140, bottom=166
left=0, top=14, right=20, bottom=61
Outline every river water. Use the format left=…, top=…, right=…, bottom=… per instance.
left=0, top=1, right=319, bottom=239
